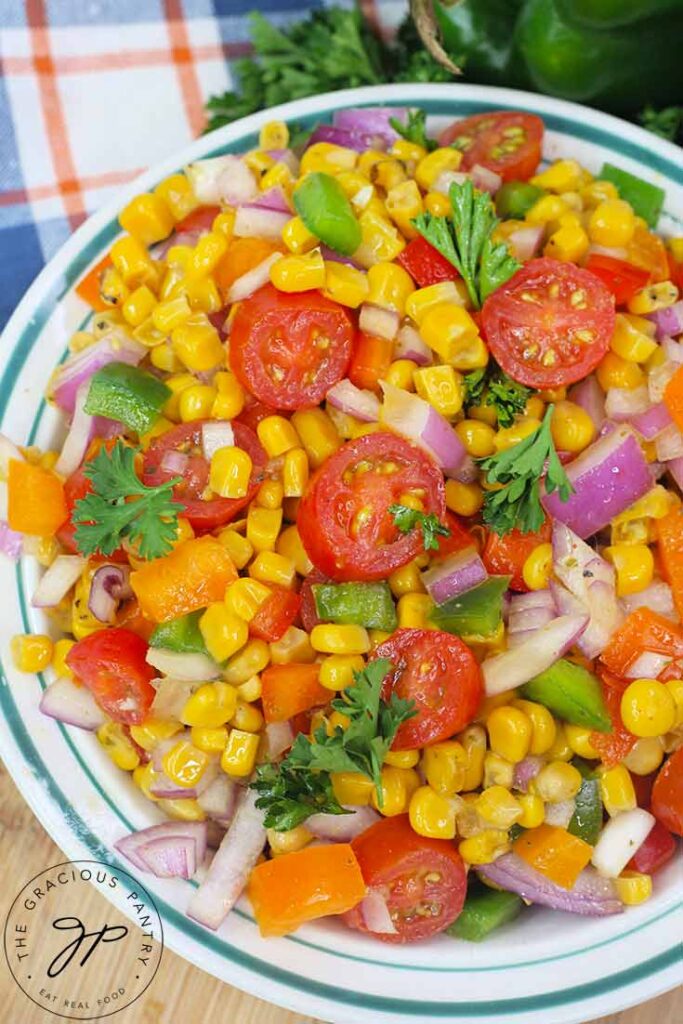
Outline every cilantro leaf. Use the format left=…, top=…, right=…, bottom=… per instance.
left=462, top=368, right=487, bottom=408
left=413, top=179, right=520, bottom=308
left=389, top=109, right=437, bottom=151
left=478, top=404, right=573, bottom=536
left=639, top=105, right=682, bottom=144
left=463, top=364, right=532, bottom=428
left=251, top=759, right=346, bottom=832
left=73, top=441, right=183, bottom=560
left=389, top=504, right=450, bottom=551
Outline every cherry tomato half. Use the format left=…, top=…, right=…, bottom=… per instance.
left=482, top=521, right=551, bottom=592
left=374, top=628, right=483, bottom=750
left=397, top=236, right=459, bottom=287
left=66, top=627, right=156, bottom=725
left=584, top=254, right=649, bottom=306
left=299, top=568, right=328, bottom=633
left=57, top=442, right=126, bottom=560
left=297, top=432, right=446, bottom=582
left=482, top=258, right=615, bottom=389
left=229, top=284, right=354, bottom=410
left=438, top=111, right=544, bottom=182
left=627, top=819, right=677, bottom=875
left=651, top=748, right=683, bottom=837
left=344, top=815, right=467, bottom=943
left=142, top=420, right=266, bottom=532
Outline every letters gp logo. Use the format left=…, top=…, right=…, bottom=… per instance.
left=4, top=861, right=163, bottom=1020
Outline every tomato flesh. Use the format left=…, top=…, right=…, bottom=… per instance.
left=584, top=254, right=649, bottom=306
left=589, top=670, right=636, bottom=768
left=142, top=420, right=266, bottom=532
left=397, top=236, right=459, bottom=287
left=249, top=587, right=302, bottom=643
left=66, top=627, right=156, bottom=725
left=627, top=819, right=677, bottom=875
left=229, top=284, right=354, bottom=410
left=297, top=432, right=446, bottom=582
left=374, top=628, right=483, bottom=750
left=344, top=815, right=466, bottom=943
left=651, top=748, right=683, bottom=837
left=482, top=522, right=551, bottom=592
left=438, top=111, right=544, bottom=182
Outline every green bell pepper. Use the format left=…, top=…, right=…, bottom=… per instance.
left=293, top=172, right=361, bottom=257
left=84, top=362, right=170, bottom=435
left=149, top=611, right=209, bottom=655
left=429, top=575, right=510, bottom=638
left=495, top=181, right=546, bottom=220
left=434, top=0, right=526, bottom=86
left=567, top=758, right=603, bottom=845
left=312, top=582, right=397, bottom=631
left=520, top=658, right=611, bottom=732
left=555, top=0, right=683, bottom=29
left=600, top=163, right=665, bottom=229
left=447, top=885, right=523, bottom=941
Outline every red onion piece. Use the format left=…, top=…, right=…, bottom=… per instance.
left=470, top=163, right=503, bottom=194
left=359, top=890, right=397, bottom=935
left=623, top=650, right=673, bottom=679
left=262, top=720, right=294, bottom=760
left=648, top=360, right=678, bottom=403
left=605, top=385, right=649, bottom=422
left=667, top=456, right=683, bottom=491
left=319, top=245, right=360, bottom=268
left=32, top=554, right=87, bottom=608
left=509, top=589, right=556, bottom=614
left=507, top=225, right=544, bottom=262
left=160, top=449, right=190, bottom=476
left=629, top=402, right=672, bottom=440
left=115, top=821, right=207, bottom=877
left=186, top=156, right=257, bottom=205
left=39, top=677, right=107, bottom=730
left=307, top=805, right=379, bottom=842
left=146, top=648, right=220, bottom=681
left=0, top=433, right=24, bottom=475
left=591, top=808, right=655, bottom=878
left=569, top=375, right=605, bottom=432
left=359, top=303, right=400, bottom=341
left=621, top=579, right=677, bottom=622
left=661, top=335, right=683, bottom=362
left=55, top=383, right=97, bottom=478
left=552, top=522, right=623, bottom=658
left=227, top=251, right=283, bottom=303
left=334, top=106, right=407, bottom=141
left=380, top=382, right=467, bottom=475
left=327, top=379, right=380, bottom=422
left=422, top=547, right=487, bottom=606
left=655, top=423, right=683, bottom=462
left=480, top=854, right=623, bottom=916
left=0, top=520, right=23, bottom=560
left=249, top=186, right=292, bottom=213
left=198, top=774, right=238, bottom=827
left=393, top=324, right=432, bottom=366
left=187, top=789, right=266, bottom=931
left=88, top=564, right=132, bottom=623
left=233, top=205, right=290, bottom=240
left=508, top=602, right=556, bottom=634
left=134, top=835, right=198, bottom=879
left=201, top=421, right=234, bottom=460
left=307, top=123, right=390, bottom=153
left=150, top=679, right=197, bottom=719
left=432, top=169, right=469, bottom=195
left=512, top=756, right=544, bottom=793
left=149, top=774, right=199, bottom=800
left=647, top=301, right=683, bottom=339
left=451, top=454, right=479, bottom=484
left=482, top=613, right=588, bottom=696
left=543, top=799, right=576, bottom=828
left=52, top=336, right=145, bottom=414
left=542, top=426, right=652, bottom=538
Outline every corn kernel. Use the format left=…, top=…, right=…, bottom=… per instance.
left=517, top=793, right=545, bottom=829
left=597, top=351, right=644, bottom=391
left=154, top=173, right=199, bottom=222
left=388, top=561, right=425, bottom=598
left=300, top=142, right=357, bottom=176
left=414, top=365, right=464, bottom=418
left=191, top=725, right=229, bottom=753
left=372, top=766, right=419, bottom=817
left=129, top=717, right=182, bottom=751
left=180, top=681, right=238, bottom=728
left=97, top=722, right=140, bottom=771
left=250, top=551, right=297, bottom=589
left=611, top=314, right=658, bottom=363
left=224, top=639, right=270, bottom=686
left=544, top=222, right=589, bottom=263
left=163, top=738, right=209, bottom=787
left=267, top=824, right=313, bottom=856
left=224, top=578, right=270, bottom=622
left=455, top=419, right=496, bottom=458
left=620, top=678, right=676, bottom=737
left=460, top=724, right=487, bottom=791
left=282, top=447, right=309, bottom=498
left=353, top=209, right=405, bottom=268
left=291, top=408, right=340, bottom=468
left=133, top=761, right=161, bottom=801
left=487, top=706, right=533, bottom=763
left=332, top=771, right=375, bottom=805
left=221, top=728, right=260, bottom=777
left=532, top=761, right=582, bottom=802
left=366, top=262, right=414, bottom=315
left=415, top=147, right=462, bottom=191
left=603, top=543, right=654, bottom=597
left=628, top=281, right=679, bottom=316
left=564, top=723, right=599, bottom=759
left=419, top=303, right=486, bottom=368
left=271, top=249, right=326, bottom=293
left=409, top=785, right=457, bottom=839
left=99, top=266, right=129, bottom=307
left=598, top=764, right=637, bottom=817
left=521, top=543, right=554, bottom=591
left=179, top=384, right=217, bottom=422
left=545, top=722, right=573, bottom=762
left=531, top=160, right=584, bottom=193
left=424, top=191, right=451, bottom=216
left=551, top=400, right=595, bottom=453
left=459, top=830, right=510, bottom=866
left=10, top=634, right=53, bottom=673
left=52, top=638, right=75, bottom=679
left=322, top=262, right=369, bottom=308
left=282, top=215, right=317, bottom=255
left=246, top=506, right=282, bottom=554
left=275, top=524, right=313, bottom=575
left=110, top=235, right=158, bottom=289
left=199, top=604, right=248, bottom=663
left=397, top=592, right=434, bottom=629
left=493, top=416, right=542, bottom=453
left=589, top=199, right=636, bottom=248
left=623, top=736, right=665, bottom=775
left=614, top=871, right=653, bottom=906
left=209, top=446, right=252, bottom=500
left=385, top=179, right=424, bottom=239
left=157, top=797, right=206, bottom=822
left=257, top=415, right=299, bottom=458
left=216, top=528, right=253, bottom=570
left=231, top=699, right=264, bottom=733
left=665, top=677, right=683, bottom=727
left=119, top=192, right=174, bottom=246
left=476, top=786, right=523, bottom=828
left=445, top=479, right=484, bottom=517
left=172, top=314, right=224, bottom=372
left=121, top=285, right=157, bottom=327
left=211, top=371, right=245, bottom=420
left=319, top=654, right=365, bottom=691
left=384, top=749, right=420, bottom=769
left=310, top=624, right=370, bottom=655
left=526, top=194, right=570, bottom=226
left=483, top=751, right=515, bottom=789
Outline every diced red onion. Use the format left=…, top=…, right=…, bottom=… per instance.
left=648, top=360, right=678, bottom=403
left=185, top=156, right=257, bottom=205
left=552, top=522, right=623, bottom=658
left=629, top=402, right=672, bottom=440
left=393, top=323, right=432, bottom=366
left=265, top=149, right=299, bottom=174
left=661, top=335, right=683, bottom=363
left=159, top=450, right=188, bottom=476
left=115, top=821, right=207, bottom=878
left=569, top=375, right=605, bottom=432
left=334, top=106, right=407, bottom=141
left=307, top=123, right=389, bottom=154
left=655, top=423, right=683, bottom=462
left=151, top=733, right=190, bottom=773
left=198, top=775, right=238, bottom=827
left=621, top=579, right=677, bottom=622
left=307, top=805, right=379, bottom=842
left=262, top=720, right=294, bottom=760
left=623, top=650, right=673, bottom=679
left=227, top=252, right=283, bottom=304
left=588, top=244, right=628, bottom=260
left=233, top=205, right=290, bottom=241
left=146, top=648, right=219, bottom=681
left=647, top=301, right=683, bottom=340
left=55, top=383, right=97, bottom=478
left=187, top=788, right=266, bottom=931
left=0, top=520, right=23, bottom=561
left=32, top=554, right=87, bottom=608
left=432, top=170, right=469, bottom=195
left=380, top=381, right=467, bottom=475
left=542, top=426, right=652, bottom=538
left=507, top=225, right=545, bottom=262
left=480, top=854, right=622, bottom=916
left=149, top=773, right=199, bottom=800
left=51, top=336, right=145, bottom=414
left=249, top=186, right=292, bottom=213
left=201, top=421, right=234, bottom=460
left=149, top=759, right=217, bottom=801
left=605, top=386, right=649, bottom=422
left=667, top=456, right=683, bottom=491
left=319, top=245, right=360, bottom=268
left=451, top=454, right=479, bottom=484
left=544, top=799, right=576, bottom=828
left=150, top=678, right=197, bottom=719
left=470, top=163, right=503, bottom=194
left=359, top=890, right=397, bottom=935
left=0, top=433, right=24, bottom=475
left=327, top=379, right=380, bottom=422
left=509, top=589, right=556, bottom=614
left=482, top=614, right=588, bottom=696
left=508, top=602, right=556, bottom=634
left=422, top=547, right=487, bottom=606
left=359, top=303, right=400, bottom=341
left=39, top=676, right=107, bottom=730
left=88, top=564, right=132, bottom=623
left=512, top=756, right=544, bottom=793
left=591, top=808, right=655, bottom=878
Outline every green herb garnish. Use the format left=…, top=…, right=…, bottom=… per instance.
left=73, top=441, right=182, bottom=560
left=463, top=365, right=532, bottom=428
left=389, top=504, right=451, bottom=551
left=639, top=105, right=683, bottom=144
left=389, top=109, right=437, bottom=151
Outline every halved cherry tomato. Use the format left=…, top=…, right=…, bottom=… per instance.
left=235, top=399, right=277, bottom=433
left=584, top=254, right=650, bottom=306
left=482, top=521, right=551, bottom=592
left=229, top=284, right=354, bottom=410
left=249, top=587, right=302, bottom=643
left=66, top=627, right=156, bottom=725
left=298, top=432, right=445, bottom=582
left=344, top=815, right=467, bottom=943
left=142, top=420, right=266, bottom=532
left=627, top=819, right=677, bottom=875
left=589, top=669, right=636, bottom=768
left=600, top=608, right=683, bottom=678
left=374, top=628, right=483, bottom=750
left=173, top=206, right=220, bottom=236
left=438, top=111, right=544, bottom=182
left=397, top=236, right=459, bottom=287
left=482, top=258, right=615, bottom=389
left=651, top=748, right=683, bottom=837
left=57, top=445, right=127, bottom=561
left=299, top=568, right=328, bottom=633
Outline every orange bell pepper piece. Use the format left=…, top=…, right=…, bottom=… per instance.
left=590, top=669, right=636, bottom=768
left=261, top=663, right=329, bottom=724
left=348, top=332, right=394, bottom=392
left=626, top=225, right=669, bottom=283
left=130, top=536, right=236, bottom=622
left=7, top=459, right=68, bottom=537
left=512, top=824, right=592, bottom=890
left=214, top=237, right=284, bottom=298
left=657, top=509, right=683, bottom=621
left=248, top=843, right=366, bottom=936
left=74, top=254, right=112, bottom=311
left=663, top=365, right=683, bottom=433
left=600, top=607, right=683, bottom=678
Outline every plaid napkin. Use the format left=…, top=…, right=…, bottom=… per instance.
left=0, top=0, right=403, bottom=329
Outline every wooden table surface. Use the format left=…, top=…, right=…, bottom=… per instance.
left=1, top=764, right=679, bottom=1024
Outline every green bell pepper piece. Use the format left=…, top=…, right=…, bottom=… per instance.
left=312, top=582, right=397, bottom=631
left=495, top=181, right=546, bottom=220
left=293, top=172, right=361, bottom=257
left=555, top=0, right=683, bottom=29
left=84, top=362, right=170, bottom=435
left=429, top=576, right=510, bottom=638
left=149, top=611, right=209, bottom=655
left=521, top=658, right=611, bottom=732
left=600, top=163, right=665, bottom=228
left=447, top=885, right=523, bottom=941
left=435, top=0, right=527, bottom=86
left=567, top=758, right=603, bottom=845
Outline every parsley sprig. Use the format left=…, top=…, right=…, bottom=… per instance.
left=389, top=109, right=437, bottom=151
left=389, top=504, right=450, bottom=551
left=413, top=179, right=520, bottom=309
left=463, top=365, right=532, bottom=429
left=73, top=441, right=183, bottom=560
left=479, top=405, right=573, bottom=536
left=251, top=659, right=416, bottom=831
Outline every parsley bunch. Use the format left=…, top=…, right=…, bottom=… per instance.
left=413, top=180, right=520, bottom=309
left=463, top=365, right=532, bottom=429
left=479, top=405, right=573, bottom=536
left=72, top=441, right=183, bottom=560
left=389, top=504, right=450, bottom=551
left=251, top=659, right=416, bottom=831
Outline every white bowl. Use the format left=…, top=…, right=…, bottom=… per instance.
left=1, top=83, right=681, bottom=1024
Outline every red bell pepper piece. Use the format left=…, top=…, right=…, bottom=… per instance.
left=590, top=669, right=636, bottom=768
left=397, top=236, right=459, bottom=287
left=249, top=587, right=302, bottom=643
left=627, top=819, right=677, bottom=875
left=600, top=607, right=683, bottom=678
